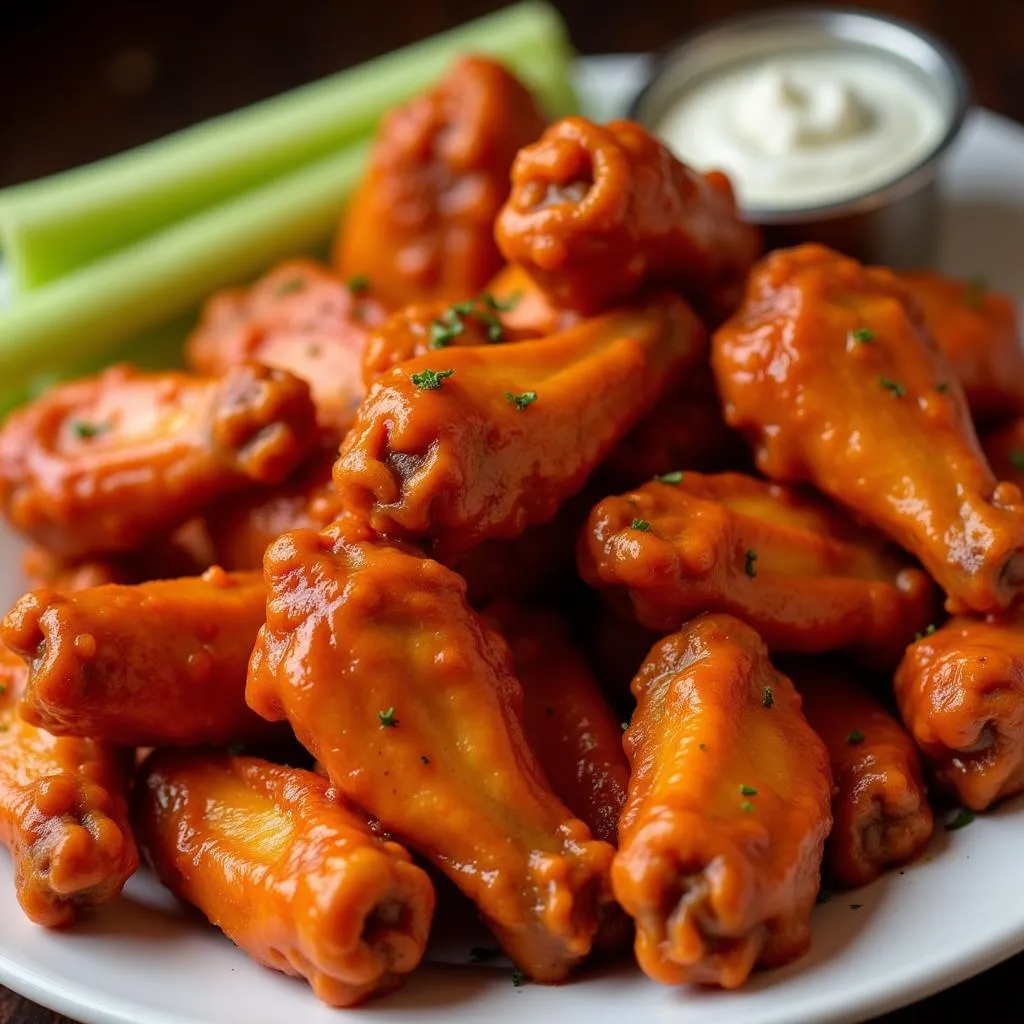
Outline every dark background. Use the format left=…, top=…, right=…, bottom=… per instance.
left=1, top=0, right=1023, bottom=1020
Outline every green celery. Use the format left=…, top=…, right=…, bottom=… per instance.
left=0, top=2, right=576, bottom=291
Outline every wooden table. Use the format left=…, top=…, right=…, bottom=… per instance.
left=0, top=1, right=1022, bottom=1020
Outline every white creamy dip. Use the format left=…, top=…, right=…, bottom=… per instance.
left=655, top=49, right=947, bottom=210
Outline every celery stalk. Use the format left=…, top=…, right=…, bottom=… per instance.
left=0, top=141, right=369, bottom=390
left=0, top=1, right=576, bottom=291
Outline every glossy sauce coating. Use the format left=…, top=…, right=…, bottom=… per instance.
left=792, top=663, right=933, bottom=888
left=187, top=259, right=387, bottom=433
left=485, top=601, right=629, bottom=846
left=579, top=474, right=935, bottom=661
left=895, top=609, right=1024, bottom=811
left=334, top=56, right=546, bottom=308
left=4, top=568, right=276, bottom=747
left=483, top=263, right=581, bottom=339
left=0, top=362, right=319, bottom=560
left=133, top=751, right=434, bottom=1006
left=335, top=291, right=707, bottom=565
left=902, top=270, right=1024, bottom=423
left=0, top=644, right=137, bottom=927
left=614, top=614, right=832, bottom=989
left=712, top=244, right=1024, bottom=614
left=495, top=117, right=761, bottom=318
left=247, top=519, right=615, bottom=981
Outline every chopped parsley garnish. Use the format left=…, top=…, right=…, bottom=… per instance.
left=346, top=274, right=370, bottom=294
left=410, top=368, right=455, bottom=390
left=273, top=276, right=306, bottom=296
left=0, top=684, right=6, bottom=696
left=378, top=707, right=399, bottom=728
left=849, top=328, right=875, bottom=344
left=620, top=721, right=629, bottom=731
left=946, top=808, right=975, bottom=831
left=935, top=382, right=949, bottom=394
left=744, top=549, right=758, bottom=578
left=511, top=969, right=526, bottom=988
left=1010, top=449, right=1024, bottom=471
left=846, top=729, right=865, bottom=745
left=741, top=800, right=755, bottom=814
left=631, top=518, right=651, bottom=532
left=879, top=376, right=907, bottom=398
left=479, top=291, right=522, bottom=312
left=656, top=470, right=684, bottom=484
left=70, top=420, right=108, bottom=440
left=505, top=390, right=538, bottom=411
left=739, top=784, right=758, bottom=796
left=469, top=947, right=502, bottom=963
left=429, top=314, right=465, bottom=349
left=914, top=624, right=937, bottom=641
left=698, top=742, right=707, bottom=751
left=964, top=277, right=988, bottom=310
left=762, top=686, right=774, bottom=708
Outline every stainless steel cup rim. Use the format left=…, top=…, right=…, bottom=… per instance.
left=628, top=5, right=972, bottom=224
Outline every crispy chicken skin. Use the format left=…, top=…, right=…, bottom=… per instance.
left=0, top=645, right=137, bottom=927
left=613, top=614, right=832, bottom=988
left=495, top=117, right=761, bottom=318
left=204, top=449, right=341, bottom=572
left=578, top=474, right=936, bottom=661
left=247, top=518, right=615, bottom=981
left=901, top=270, right=1024, bottom=423
left=4, top=568, right=276, bottom=747
left=334, top=56, right=546, bottom=308
left=895, top=609, right=1024, bottom=811
left=335, top=291, right=707, bottom=565
left=0, top=362, right=319, bottom=561
left=485, top=601, right=629, bottom=846
left=186, top=259, right=387, bottom=433
left=712, top=244, right=1024, bottom=615
left=133, top=751, right=434, bottom=1007
left=791, top=663, right=933, bottom=888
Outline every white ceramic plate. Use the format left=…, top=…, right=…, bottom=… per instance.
left=2, top=55, right=1024, bottom=1024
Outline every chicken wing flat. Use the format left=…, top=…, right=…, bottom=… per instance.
left=4, top=568, right=277, bottom=747
left=895, top=609, right=1024, bottom=811
left=902, top=270, right=1024, bottom=423
left=495, top=117, right=761, bottom=318
left=712, top=244, right=1024, bottom=614
left=791, top=662, right=933, bottom=888
left=335, top=291, right=706, bottom=565
left=579, top=474, right=936, bottom=661
left=186, top=259, right=387, bottom=433
left=204, top=448, right=341, bottom=572
left=334, top=56, right=546, bottom=308
left=247, top=519, right=615, bottom=981
left=0, top=362, right=319, bottom=560
left=614, top=614, right=832, bottom=988
left=134, top=750, right=434, bottom=1007
left=0, top=645, right=136, bottom=927
left=484, top=601, right=629, bottom=846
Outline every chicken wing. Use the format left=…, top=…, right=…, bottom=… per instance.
left=484, top=601, right=629, bottom=846
left=495, top=117, right=761, bottom=318
left=134, top=750, right=434, bottom=1006
left=335, top=291, right=707, bottom=565
left=0, top=644, right=137, bottom=927
left=614, top=613, right=832, bottom=989
left=902, top=270, right=1024, bottom=423
left=712, top=244, right=1024, bottom=614
left=578, top=473, right=936, bottom=661
left=4, top=568, right=277, bottom=747
left=484, top=263, right=580, bottom=339
left=186, top=259, right=387, bottom=433
left=247, top=519, right=615, bottom=981
left=334, top=56, right=546, bottom=308
left=0, top=362, right=319, bottom=560
left=791, top=662, right=933, bottom=888
left=895, top=609, right=1024, bottom=811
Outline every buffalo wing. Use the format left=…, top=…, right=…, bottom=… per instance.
left=335, top=291, right=706, bottom=565
left=247, top=519, right=615, bottom=981
left=712, top=244, right=1024, bottom=614
left=614, top=613, right=832, bottom=988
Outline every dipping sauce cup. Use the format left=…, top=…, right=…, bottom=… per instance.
left=630, top=7, right=970, bottom=266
